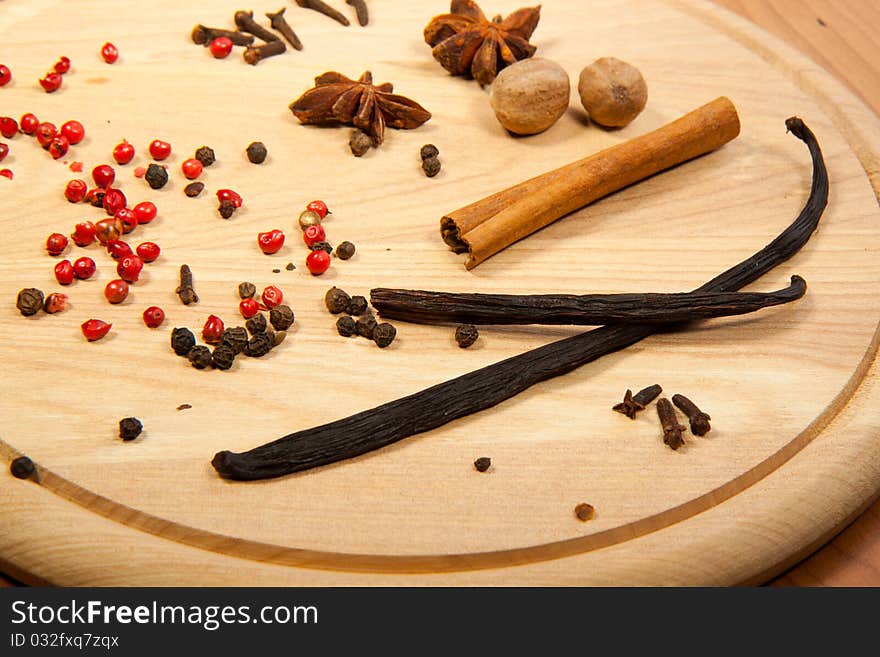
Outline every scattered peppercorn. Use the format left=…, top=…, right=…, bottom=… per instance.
left=218, top=199, right=236, bottom=219
left=177, top=403, right=192, bottom=411
left=270, top=304, right=295, bottom=330
left=285, top=262, right=295, bottom=271
left=346, top=295, right=368, bottom=316
left=10, top=456, right=36, bottom=480
left=272, top=330, right=287, bottom=347
left=171, top=327, right=197, bottom=356
left=195, top=145, right=216, bottom=167
left=373, top=322, right=397, bottom=348
left=420, top=144, right=439, bottom=160
left=349, top=129, right=372, bottom=157
left=246, top=313, right=268, bottom=335
left=43, top=292, right=68, bottom=314
left=188, top=345, right=213, bottom=369
left=238, top=282, right=256, bottom=299
left=356, top=313, right=378, bottom=339
left=16, top=288, right=44, bottom=316
left=184, top=181, right=205, bottom=197
left=336, top=315, right=357, bottom=337
left=422, top=156, right=441, bottom=178
left=246, top=141, right=268, bottom=164
left=145, top=163, right=168, bottom=189
left=309, top=240, right=333, bottom=254
left=335, top=241, right=356, bottom=260
left=119, top=417, right=143, bottom=442
left=246, top=332, right=272, bottom=357
left=324, top=287, right=351, bottom=314
left=574, top=503, right=596, bottom=522
left=455, top=324, right=479, bottom=348
left=298, top=210, right=322, bottom=231
left=221, top=326, right=249, bottom=354
left=212, top=344, right=236, bottom=370
left=473, top=457, right=491, bottom=472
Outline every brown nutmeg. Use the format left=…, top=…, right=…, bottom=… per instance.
left=489, top=58, right=570, bottom=136
left=577, top=57, right=647, bottom=128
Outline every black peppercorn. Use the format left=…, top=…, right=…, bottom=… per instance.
left=373, top=322, right=397, bottom=348
left=246, top=312, right=267, bottom=335
left=218, top=199, right=236, bottom=219
left=221, top=326, right=249, bottom=354
left=324, top=287, right=351, bottom=314
left=473, top=457, right=491, bottom=472
left=309, top=240, right=333, bottom=254
left=285, top=262, right=295, bottom=271
left=345, top=295, right=368, bottom=316
left=270, top=304, right=295, bottom=330
left=246, top=332, right=272, bottom=357
left=212, top=344, right=236, bottom=370
left=336, top=315, right=356, bottom=337
left=119, top=417, right=143, bottom=442
left=184, top=181, right=204, bottom=198
left=349, top=129, right=372, bottom=157
left=422, top=156, right=441, bottom=178
left=188, top=345, right=213, bottom=369
left=356, top=312, right=378, bottom=339
left=10, top=456, right=36, bottom=480
left=246, top=141, right=268, bottom=164
left=16, top=288, right=44, bottom=316
left=455, top=324, right=479, bottom=348
left=171, top=327, right=197, bottom=356
left=145, top=163, right=169, bottom=190
left=238, top=282, right=256, bottom=299
left=195, top=145, right=216, bottom=167
left=335, top=241, right=356, bottom=260
left=420, top=144, right=439, bottom=160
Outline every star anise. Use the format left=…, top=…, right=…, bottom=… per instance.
left=424, top=0, right=541, bottom=87
left=289, top=71, right=432, bottom=146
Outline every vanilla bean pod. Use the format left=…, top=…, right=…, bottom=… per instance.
left=212, top=117, right=827, bottom=481
left=295, top=0, right=350, bottom=26
left=371, top=276, right=806, bottom=326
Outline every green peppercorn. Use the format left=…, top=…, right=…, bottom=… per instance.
left=10, top=456, right=36, bottom=480
left=356, top=312, right=378, bottom=339
left=246, top=312, right=267, bottom=335
left=298, top=210, right=322, bottom=231
left=171, top=327, right=197, bottom=356
left=324, top=287, right=351, bottom=314
left=119, top=417, right=143, bottom=442
left=270, top=304, right=295, bottom=331
left=336, top=315, right=356, bottom=337
left=246, top=141, right=267, bottom=164
left=238, top=282, right=256, bottom=299
left=335, top=241, right=356, bottom=260
left=16, top=288, right=44, bottom=316
left=246, top=333, right=272, bottom=357
left=346, top=295, right=368, bottom=316
left=212, top=344, right=236, bottom=370
left=373, top=322, right=397, bottom=348
left=195, top=145, right=216, bottom=167
left=455, top=324, right=479, bottom=348
left=188, top=345, right=213, bottom=369
left=221, top=326, right=249, bottom=354
left=145, top=163, right=169, bottom=189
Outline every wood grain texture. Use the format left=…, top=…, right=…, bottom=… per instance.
left=1, top=0, right=879, bottom=586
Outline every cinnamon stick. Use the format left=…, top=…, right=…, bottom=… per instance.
left=442, top=96, right=741, bottom=269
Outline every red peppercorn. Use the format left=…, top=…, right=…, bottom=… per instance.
left=101, top=42, right=119, bottom=64
left=115, top=207, right=138, bottom=234
left=142, top=306, right=165, bottom=328
left=86, top=187, right=106, bottom=208
left=0, top=65, right=11, bottom=87
left=106, top=239, right=133, bottom=261
left=81, top=318, right=112, bottom=341
left=53, top=56, right=71, bottom=75
left=71, top=221, right=96, bottom=246
left=181, top=158, right=203, bottom=180
left=19, top=113, right=38, bottom=135
left=60, top=120, right=84, bottom=145
left=73, top=256, right=96, bottom=280
left=239, top=298, right=260, bottom=319
left=43, top=292, right=69, bottom=314
left=302, top=224, right=326, bottom=247
left=135, top=241, right=160, bottom=262
left=258, top=229, right=285, bottom=255
left=117, top=254, right=144, bottom=283
left=102, top=188, right=127, bottom=216
left=209, top=37, right=234, bottom=59
left=0, top=169, right=12, bottom=180
left=0, top=143, right=7, bottom=162
left=92, top=164, right=115, bottom=188
left=148, top=139, right=171, bottom=160
left=132, top=201, right=157, bottom=224
left=216, top=188, right=242, bottom=208
left=112, top=140, right=135, bottom=164
left=306, top=200, right=330, bottom=219
left=48, top=135, right=70, bottom=160
left=39, top=72, right=62, bottom=93
left=46, top=233, right=69, bottom=256
left=36, top=122, right=57, bottom=149
left=0, top=117, right=17, bottom=139
left=104, top=278, right=129, bottom=304
left=64, top=179, right=88, bottom=203
left=94, top=217, right=122, bottom=245
left=202, top=314, right=225, bottom=345
left=54, top=259, right=75, bottom=285
left=133, top=166, right=146, bottom=178
left=261, top=285, right=284, bottom=309
left=306, top=249, right=331, bottom=275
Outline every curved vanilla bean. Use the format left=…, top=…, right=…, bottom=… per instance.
left=212, top=117, right=827, bottom=480
left=370, top=276, right=806, bottom=326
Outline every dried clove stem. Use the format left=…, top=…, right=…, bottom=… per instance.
left=613, top=384, right=662, bottom=419
left=176, top=264, right=198, bottom=305
left=672, top=394, right=712, bottom=436
left=346, top=0, right=369, bottom=26
left=266, top=8, right=304, bottom=50
left=295, top=0, right=350, bottom=26
left=234, top=10, right=280, bottom=42
left=191, top=25, right=255, bottom=46
left=656, top=398, right=686, bottom=450
left=212, top=117, right=828, bottom=481
left=244, top=39, right=287, bottom=65
left=371, top=276, right=807, bottom=326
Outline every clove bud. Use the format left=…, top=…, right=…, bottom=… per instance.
left=295, top=0, right=350, bottom=26
left=266, top=8, right=304, bottom=50
left=244, top=39, right=286, bottom=65
left=191, top=25, right=254, bottom=47
left=234, top=10, right=280, bottom=42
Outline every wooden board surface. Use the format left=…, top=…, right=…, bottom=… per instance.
left=1, top=0, right=879, bottom=586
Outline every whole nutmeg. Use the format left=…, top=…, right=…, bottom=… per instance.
left=489, top=58, right=570, bottom=136
left=577, top=57, right=647, bottom=128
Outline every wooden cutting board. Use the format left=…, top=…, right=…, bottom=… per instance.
left=1, top=0, right=879, bottom=586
